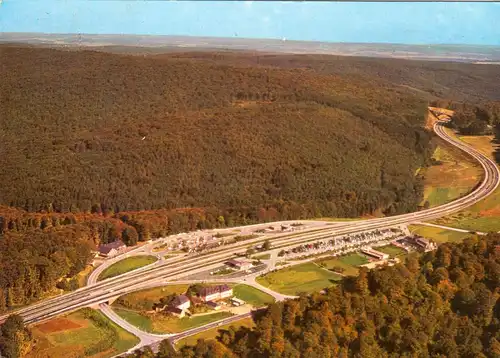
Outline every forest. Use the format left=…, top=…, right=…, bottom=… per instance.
left=1, top=44, right=500, bottom=311
left=125, top=233, right=500, bottom=358
left=431, top=100, right=500, bottom=135
left=1, top=45, right=433, bottom=217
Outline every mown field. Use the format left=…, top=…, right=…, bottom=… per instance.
left=315, top=252, right=371, bottom=276
left=256, top=262, right=342, bottom=295
left=338, top=252, right=369, bottom=266
left=28, top=309, right=139, bottom=358
left=316, top=258, right=358, bottom=276
left=233, top=284, right=275, bottom=308
left=177, top=317, right=256, bottom=348
left=430, top=134, right=500, bottom=232
left=114, top=307, right=233, bottom=334
left=376, top=245, right=408, bottom=258
left=98, top=256, right=157, bottom=281
left=409, top=225, right=473, bottom=244
left=419, top=140, right=481, bottom=208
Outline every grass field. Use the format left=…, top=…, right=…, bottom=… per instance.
left=409, top=225, right=472, bottom=244
left=376, top=245, right=407, bottom=258
left=429, top=134, right=500, bottom=232
left=459, top=135, right=498, bottom=161
left=233, top=284, right=275, bottom=308
left=29, top=309, right=139, bottom=358
left=338, top=253, right=369, bottom=266
left=98, top=256, right=157, bottom=281
left=256, top=262, right=342, bottom=296
left=113, top=308, right=154, bottom=332
left=315, top=257, right=359, bottom=276
left=113, top=284, right=190, bottom=311
left=420, top=143, right=481, bottom=207
left=177, top=317, right=255, bottom=347
left=252, top=253, right=271, bottom=260
left=114, top=308, right=233, bottom=334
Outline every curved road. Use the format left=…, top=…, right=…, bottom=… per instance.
left=1, top=119, right=499, bottom=333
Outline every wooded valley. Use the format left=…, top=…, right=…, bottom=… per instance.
left=1, top=44, right=500, bottom=312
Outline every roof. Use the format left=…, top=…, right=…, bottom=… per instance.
left=227, top=259, right=251, bottom=267
left=362, top=248, right=381, bottom=254
left=199, top=284, right=232, bottom=297
left=227, top=259, right=244, bottom=266
left=416, top=237, right=430, bottom=245
left=98, top=240, right=125, bottom=254
left=167, top=307, right=183, bottom=314
left=170, top=294, right=190, bottom=307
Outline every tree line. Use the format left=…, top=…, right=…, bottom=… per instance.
left=431, top=99, right=500, bottom=135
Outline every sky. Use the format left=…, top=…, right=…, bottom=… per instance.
left=0, top=1, right=499, bottom=46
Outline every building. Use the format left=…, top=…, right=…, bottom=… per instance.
left=226, top=259, right=252, bottom=271
left=413, top=237, right=437, bottom=252
left=199, top=284, right=233, bottom=302
left=206, top=301, right=221, bottom=310
left=230, top=297, right=245, bottom=307
left=166, top=307, right=186, bottom=318
left=170, top=294, right=191, bottom=311
left=98, top=240, right=126, bottom=258
left=361, top=248, right=389, bottom=261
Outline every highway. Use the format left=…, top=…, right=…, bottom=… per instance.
left=1, top=118, right=499, bottom=333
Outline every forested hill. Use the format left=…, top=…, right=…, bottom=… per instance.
left=138, top=234, right=500, bottom=358
left=1, top=45, right=432, bottom=219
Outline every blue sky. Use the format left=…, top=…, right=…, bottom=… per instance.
left=0, top=1, right=499, bottom=45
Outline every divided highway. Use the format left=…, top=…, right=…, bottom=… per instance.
left=1, top=119, right=499, bottom=327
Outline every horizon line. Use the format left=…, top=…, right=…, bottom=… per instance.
left=2, top=32, right=500, bottom=49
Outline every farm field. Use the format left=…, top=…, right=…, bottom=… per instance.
left=256, top=262, right=342, bottom=296
left=376, top=245, right=407, bottom=258
left=409, top=225, right=472, bottom=244
left=233, top=284, right=275, bottom=308
left=177, top=317, right=256, bottom=348
left=113, top=284, right=190, bottom=311
left=419, top=142, right=481, bottom=207
left=114, top=308, right=233, bottom=334
left=28, top=309, right=139, bottom=358
left=98, top=256, right=157, bottom=281
left=430, top=134, right=500, bottom=232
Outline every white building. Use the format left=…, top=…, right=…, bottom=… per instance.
left=170, top=294, right=191, bottom=311
left=226, top=259, right=253, bottom=271
left=361, top=248, right=389, bottom=261
left=199, top=285, right=233, bottom=302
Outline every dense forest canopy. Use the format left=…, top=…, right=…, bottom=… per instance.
left=1, top=45, right=433, bottom=218
left=127, top=234, right=500, bottom=358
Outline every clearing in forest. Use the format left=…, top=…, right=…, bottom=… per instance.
left=256, top=262, right=342, bottom=296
